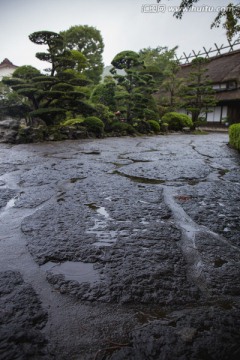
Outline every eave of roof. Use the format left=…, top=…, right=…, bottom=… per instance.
left=179, top=48, right=240, bottom=83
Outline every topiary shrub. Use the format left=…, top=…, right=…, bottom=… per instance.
left=147, top=120, right=160, bottom=133
left=133, top=120, right=151, bottom=134
left=144, top=109, right=159, bottom=121
left=110, top=121, right=135, bottom=135
left=94, top=103, right=115, bottom=131
left=161, top=123, right=169, bottom=132
left=82, top=116, right=104, bottom=137
left=229, top=123, right=240, bottom=151
left=61, top=117, right=84, bottom=126
left=161, top=112, right=193, bottom=131
left=30, top=108, right=66, bottom=125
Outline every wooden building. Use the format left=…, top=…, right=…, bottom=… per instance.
left=179, top=49, right=240, bottom=124
left=155, top=43, right=240, bottom=125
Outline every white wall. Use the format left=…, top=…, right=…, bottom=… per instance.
left=0, top=67, right=16, bottom=80
left=206, top=106, right=228, bottom=122
left=178, top=106, right=228, bottom=123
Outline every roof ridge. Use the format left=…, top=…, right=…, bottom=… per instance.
left=0, top=58, right=18, bottom=68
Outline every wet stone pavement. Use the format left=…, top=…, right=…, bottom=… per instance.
left=0, top=133, right=240, bottom=359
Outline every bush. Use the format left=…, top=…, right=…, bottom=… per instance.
left=161, top=112, right=193, bottom=131
left=110, top=121, right=135, bottom=135
left=144, top=109, right=159, bottom=121
left=147, top=120, right=160, bottom=133
left=82, top=116, right=104, bottom=136
left=30, top=108, right=66, bottom=125
left=61, top=117, right=84, bottom=126
left=132, top=120, right=151, bottom=134
left=94, top=103, right=114, bottom=125
left=161, top=123, right=169, bottom=132
left=229, top=123, right=240, bottom=151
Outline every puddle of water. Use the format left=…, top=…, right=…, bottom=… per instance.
left=93, top=241, right=115, bottom=247
left=0, top=173, right=21, bottom=190
left=97, top=206, right=110, bottom=218
left=85, top=203, right=111, bottom=217
left=0, top=197, right=17, bottom=219
left=88, top=221, right=117, bottom=246
left=85, top=203, right=117, bottom=246
left=140, top=218, right=150, bottom=225
left=92, top=230, right=118, bottom=247
left=41, top=261, right=100, bottom=284
left=5, top=197, right=16, bottom=210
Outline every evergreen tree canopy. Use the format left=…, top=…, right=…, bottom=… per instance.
left=3, top=30, right=95, bottom=125
left=180, top=57, right=216, bottom=127
left=61, top=25, right=104, bottom=84
left=111, top=51, right=158, bottom=121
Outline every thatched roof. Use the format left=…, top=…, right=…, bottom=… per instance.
left=156, top=49, right=240, bottom=104
left=179, top=49, right=240, bottom=84
left=216, top=89, right=240, bottom=101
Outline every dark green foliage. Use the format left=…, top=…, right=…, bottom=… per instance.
left=133, top=120, right=151, bottom=134
left=61, top=25, right=104, bottom=84
left=161, top=112, right=193, bottom=131
left=29, top=31, right=63, bottom=46
left=139, top=46, right=178, bottom=86
left=29, top=31, right=65, bottom=76
left=29, top=108, right=66, bottom=125
left=17, top=125, right=48, bottom=143
left=29, top=30, right=88, bottom=78
left=211, top=3, right=240, bottom=41
left=3, top=31, right=93, bottom=124
left=161, top=61, right=184, bottom=111
left=110, top=121, right=135, bottom=135
left=111, top=51, right=143, bottom=70
left=111, top=51, right=157, bottom=122
left=229, top=123, right=240, bottom=151
left=52, top=83, right=74, bottom=92
left=83, top=116, right=104, bottom=136
left=94, top=103, right=114, bottom=128
left=0, top=99, right=31, bottom=119
left=147, top=120, right=161, bottom=132
left=0, top=79, right=31, bottom=120
left=143, top=108, right=159, bottom=121
left=180, top=58, right=216, bottom=127
left=12, top=66, right=41, bottom=80
left=61, top=117, right=84, bottom=126
left=91, top=79, right=116, bottom=110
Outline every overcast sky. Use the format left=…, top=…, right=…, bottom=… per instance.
left=0, top=0, right=237, bottom=71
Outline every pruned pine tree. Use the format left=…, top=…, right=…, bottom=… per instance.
left=180, top=58, right=216, bottom=128
left=110, top=51, right=157, bottom=122
left=3, top=31, right=95, bottom=125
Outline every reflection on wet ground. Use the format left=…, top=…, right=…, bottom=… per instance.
left=41, top=261, right=100, bottom=284
left=0, top=133, right=240, bottom=360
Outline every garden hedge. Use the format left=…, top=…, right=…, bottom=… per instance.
left=161, top=112, right=193, bottom=131
left=229, top=123, right=240, bottom=151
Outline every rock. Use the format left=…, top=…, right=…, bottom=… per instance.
left=0, top=271, right=51, bottom=359
left=109, top=307, right=240, bottom=360
left=16, top=125, right=48, bottom=143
